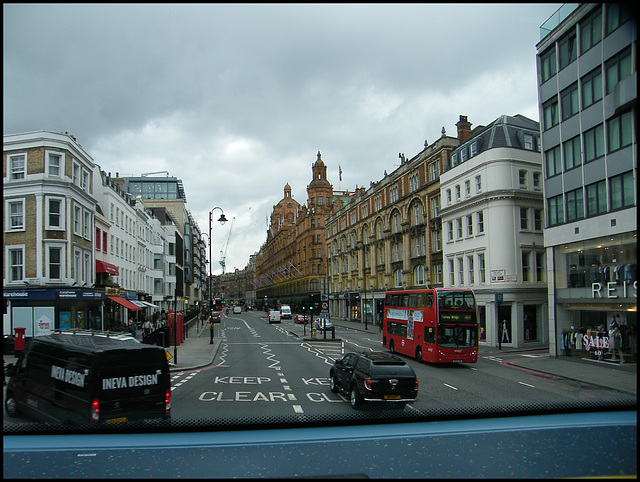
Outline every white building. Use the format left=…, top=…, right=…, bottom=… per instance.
left=440, top=115, right=547, bottom=349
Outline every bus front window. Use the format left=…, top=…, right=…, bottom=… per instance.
left=437, top=325, right=478, bottom=348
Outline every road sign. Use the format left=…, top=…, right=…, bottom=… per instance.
left=165, top=351, right=173, bottom=361
left=321, top=302, right=328, bottom=310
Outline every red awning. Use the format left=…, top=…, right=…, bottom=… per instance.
left=96, top=260, right=119, bottom=275
left=107, top=295, right=142, bottom=311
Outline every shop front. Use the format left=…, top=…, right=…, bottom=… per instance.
left=553, top=233, right=637, bottom=364
left=3, top=288, right=105, bottom=337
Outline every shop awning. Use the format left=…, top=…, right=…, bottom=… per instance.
left=129, top=300, right=148, bottom=308
left=140, top=301, right=159, bottom=308
left=96, top=260, right=119, bottom=275
left=107, top=295, right=142, bottom=311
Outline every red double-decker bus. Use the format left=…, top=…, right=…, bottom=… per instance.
left=382, top=288, right=478, bottom=363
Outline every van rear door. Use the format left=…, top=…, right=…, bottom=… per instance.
left=96, top=346, right=170, bottom=424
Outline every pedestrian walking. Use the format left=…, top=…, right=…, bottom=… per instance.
left=143, top=318, right=152, bottom=337
left=128, top=316, right=137, bottom=338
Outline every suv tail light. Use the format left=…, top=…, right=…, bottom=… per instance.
left=364, top=379, right=373, bottom=390
left=90, top=398, right=100, bottom=424
left=165, top=389, right=172, bottom=414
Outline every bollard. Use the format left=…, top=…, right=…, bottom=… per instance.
left=331, top=326, right=335, bottom=339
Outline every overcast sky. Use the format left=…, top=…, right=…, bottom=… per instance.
left=4, top=3, right=561, bottom=275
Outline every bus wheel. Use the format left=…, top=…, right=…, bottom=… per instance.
left=415, top=346, right=422, bottom=362
left=389, top=340, right=395, bottom=353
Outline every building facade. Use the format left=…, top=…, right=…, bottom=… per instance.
left=537, top=3, right=636, bottom=361
left=255, top=153, right=333, bottom=312
left=4, top=131, right=105, bottom=335
left=325, top=118, right=467, bottom=326
left=441, top=114, right=547, bottom=349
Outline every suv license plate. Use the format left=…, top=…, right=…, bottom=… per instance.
left=384, top=395, right=401, bottom=400
left=106, top=417, right=128, bottom=425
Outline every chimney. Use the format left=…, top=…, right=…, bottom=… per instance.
left=456, top=115, right=472, bottom=142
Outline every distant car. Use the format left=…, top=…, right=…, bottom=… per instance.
left=233, top=306, right=242, bottom=314
left=313, top=317, right=333, bottom=331
left=329, top=352, right=418, bottom=409
left=210, top=311, right=222, bottom=323
left=295, top=314, right=309, bottom=324
left=268, top=310, right=281, bottom=323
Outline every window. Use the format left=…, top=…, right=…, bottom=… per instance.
left=47, top=245, right=63, bottom=280
left=545, top=145, right=561, bottom=177
left=103, top=231, right=108, bottom=253
left=540, top=46, right=556, bottom=83
left=520, top=207, right=528, bottom=230
left=558, top=30, right=577, bottom=70
left=543, top=97, right=559, bottom=130
left=605, top=4, right=632, bottom=35
left=74, top=205, right=82, bottom=235
left=580, top=8, right=602, bottom=54
left=533, top=172, right=541, bottom=190
left=566, top=188, right=584, bottom=222
left=455, top=185, right=460, bottom=200
left=563, top=136, right=581, bottom=171
left=548, top=195, right=564, bottom=226
left=46, top=197, right=64, bottom=229
left=456, top=218, right=462, bottom=239
left=536, top=252, right=545, bottom=282
left=478, top=253, right=486, bottom=284
left=7, top=199, right=25, bottom=231
left=560, top=83, right=579, bottom=120
left=581, top=68, right=603, bottom=108
left=9, top=154, right=26, bottom=180
left=608, top=111, right=632, bottom=153
left=72, top=161, right=80, bottom=186
left=47, top=151, right=63, bottom=177
left=449, top=258, right=455, bottom=285
left=429, top=161, right=439, bottom=182
left=524, top=134, right=534, bottom=150
left=8, top=247, right=24, bottom=282
left=583, top=124, right=604, bottom=163
left=413, top=265, right=425, bottom=286
left=467, top=255, right=474, bottom=284
left=84, top=210, right=91, bottom=239
left=96, top=228, right=102, bottom=251
left=465, top=180, right=470, bottom=195
left=457, top=257, right=464, bottom=285
left=522, top=251, right=531, bottom=282
left=466, top=214, right=473, bottom=236
left=475, top=175, right=481, bottom=191
left=586, top=180, right=607, bottom=217
left=447, top=221, right=453, bottom=242
left=432, top=229, right=441, bottom=252
left=605, top=47, right=631, bottom=95
left=446, top=189, right=452, bottom=204
left=534, top=209, right=543, bottom=231
left=609, top=171, right=634, bottom=210
left=434, top=263, right=442, bottom=284
left=519, top=170, right=527, bottom=188
left=430, top=195, right=440, bottom=218
left=82, top=169, right=90, bottom=192
left=393, top=269, right=403, bottom=288
left=477, top=211, right=484, bottom=233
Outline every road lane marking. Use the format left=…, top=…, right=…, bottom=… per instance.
left=443, top=383, right=458, bottom=390
left=519, top=381, right=536, bottom=388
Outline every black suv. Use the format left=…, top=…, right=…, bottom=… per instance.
left=329, top=352, right=418, bottom=409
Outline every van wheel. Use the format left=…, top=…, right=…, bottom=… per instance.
left=329, top=373, right=339, bottom=393
left=350, top=385, right=362, bottom=409
left=5, top=394, right=19, bottom=418
left=415, top=346, right=422, bottom=362
left=389, top=340, right=395, bottom=354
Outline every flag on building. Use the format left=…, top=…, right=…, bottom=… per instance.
left=339, top=165, right=342, bottom=181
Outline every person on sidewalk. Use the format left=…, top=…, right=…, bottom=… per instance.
left=128, top=317, right=137, bottom=339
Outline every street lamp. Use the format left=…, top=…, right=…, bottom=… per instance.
left=209, top=207, right=228, bottom=344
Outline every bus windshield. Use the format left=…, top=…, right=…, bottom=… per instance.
left=437, top=324, right=478, bottom=348
left=437, top=290, right=477, bottom=324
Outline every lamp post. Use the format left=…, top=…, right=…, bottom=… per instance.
left=209, top=207, right=228, bottom=344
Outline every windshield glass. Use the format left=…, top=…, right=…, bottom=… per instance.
left=2, top=3, right=636, bottom=479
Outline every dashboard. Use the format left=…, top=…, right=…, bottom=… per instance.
left=3, top=409, right=636, bottom=478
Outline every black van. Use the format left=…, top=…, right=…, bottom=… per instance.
left=5, top=331, right=171, bottom=425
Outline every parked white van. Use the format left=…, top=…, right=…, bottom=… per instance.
left=280, top=305, right=292, bottom=319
